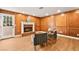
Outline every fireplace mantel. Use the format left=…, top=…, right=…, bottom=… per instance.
left=21, top=22, right=35, bottom=34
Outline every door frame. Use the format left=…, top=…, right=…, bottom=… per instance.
left=0, top=13, right=15, bottom=39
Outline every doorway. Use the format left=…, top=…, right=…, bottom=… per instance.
left=0, top=13, right=15, bottom=39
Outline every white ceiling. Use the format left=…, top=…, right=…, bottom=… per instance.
left=0, top=7, right=78, bottom=17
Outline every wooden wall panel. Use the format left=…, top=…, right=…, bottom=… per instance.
left=30, top=16, right=40, bottom=26
left=67, top=12, right=79, bottom=27
left=30, top=16, right=41, bottom=31
left=66, top=27, right=70, bottom=35
left=41, top=25, right=48, bottom=31
left=55, top=11, right=79, bottom=37
left=15, top=14, right=27, bottom=35
left=41, top=17, right=48, bottom=25
left=41, top=17, right=49, bottom=31
left=55, top=14, right=67, bottom=27
left=55, top=14, right=68, bottom=35
left=41, top=16, right=56, bottom=31
left=35, top=26, right=41, bottom=31
left=66, top=12, right=79, bottom=37
left=56, top=26, right=67, bottom=35
left=69, top=27, right=79, bottom=37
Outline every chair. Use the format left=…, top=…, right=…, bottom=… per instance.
left=33, top=32, right=47, bottom=51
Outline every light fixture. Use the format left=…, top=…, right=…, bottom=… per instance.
left=45, top=13, right=49, bottom=16
left=51, top=16, right=54, bottom=18
left=22, top=11, right=25, bottom=13
left=33, top=14, right=35, bottom=16
left=57, top=10, right=61, bottom=13
left=60, top=13, right=65, bottom=16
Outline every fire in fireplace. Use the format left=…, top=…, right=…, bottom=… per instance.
left=24, top=25, right=33, bottom=32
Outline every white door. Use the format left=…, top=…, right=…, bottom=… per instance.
left=0, top=13, right=15, bottom=39
left=0, top=15, right=3, bottom=38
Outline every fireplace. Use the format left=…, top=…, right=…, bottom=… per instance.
left=21, top=22, right=35, bottom=33
left=24, top=24, right=33, bottom=32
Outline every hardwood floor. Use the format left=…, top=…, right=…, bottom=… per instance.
left=0, top=35, right=34, bottom=51
left=39, top=37, right=74, bottom=51
left=0, top=35, right=79, bottom=51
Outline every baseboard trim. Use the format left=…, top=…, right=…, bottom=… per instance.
left=57, top=34, right=79, bottom=40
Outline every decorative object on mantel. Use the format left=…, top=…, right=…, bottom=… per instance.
left=27, top=16, right=31, bottom=22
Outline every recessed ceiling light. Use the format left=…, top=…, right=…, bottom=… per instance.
left=51, top=16, right=54, bottom=18
left=61, top=13, right=65, bottom=16
left=33, top=14, right=35, bottom=16
left=45, top=13, right=49, bottom=16
left=22, top=11, right=25, bottom=13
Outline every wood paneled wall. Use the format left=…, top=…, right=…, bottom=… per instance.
left=41, top=10, right=79, bottom=37
left=55, top=13, right=68, bottom=35
left=29, top=16, right=41, bottom=31
left=41, top=17, right=49, bottom=31
left=66, top=12, right=79, bottom=37
left=55, top=11, right=79, bottom=37
left=15, top=14, right=27, bottom=35
left=40, top=16, right=56, bottom=31
left=0, top=9, right=41, bottom=35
